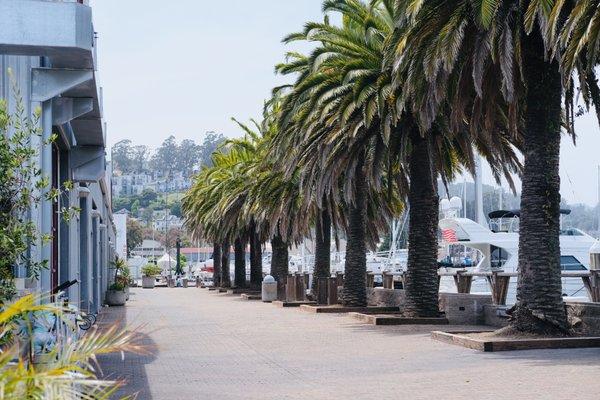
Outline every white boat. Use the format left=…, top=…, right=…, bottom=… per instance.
left=438, top=204, right=598, bottom=303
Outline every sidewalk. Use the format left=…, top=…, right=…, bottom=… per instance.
left=99, top=288, right=600, bottom=400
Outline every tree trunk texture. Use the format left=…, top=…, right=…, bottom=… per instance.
left=510, top=29, right=569, bottom=334
left=312, top=208, right=331, bottom=297
left=404, top=132, right=440, bottom=318
left=342, top=160, right=367, bottom=307
left=270, top=233, right=289, bottom=299
left=250, top=230, right=263, bottom=289
left=234, top=237, right=247, bottom=288
left=212, top=244, right=222, bottom=288
left=220, top=240, right=231, bottom=288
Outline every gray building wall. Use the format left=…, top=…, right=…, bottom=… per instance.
left=0, top=0, right=115, bottom=313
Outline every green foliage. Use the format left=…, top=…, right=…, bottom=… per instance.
left=141, top=264, right=162, bottom=277
left=0, top=82, right=76, bottom=302
left=0, top=294, right=146, bottom=399
left=126, top=218, right=144, bottom=256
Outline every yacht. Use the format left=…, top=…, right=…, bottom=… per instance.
left=438, top=201, right=598, bottom=302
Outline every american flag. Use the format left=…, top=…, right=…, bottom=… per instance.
left=441, top=228, right=458, bottom=243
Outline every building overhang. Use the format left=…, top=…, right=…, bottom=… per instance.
left=0, top=0, right=94, bottom=69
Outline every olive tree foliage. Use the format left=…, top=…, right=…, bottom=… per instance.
left=0, top=83, right=76, bottom=301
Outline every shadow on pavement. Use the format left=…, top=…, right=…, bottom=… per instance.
left=97, top=292, right=158, bottom=400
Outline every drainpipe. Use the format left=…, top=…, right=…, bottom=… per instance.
left=40, top=98, right=53, bottom=294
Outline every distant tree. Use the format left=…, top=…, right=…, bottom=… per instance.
left=131, top=199, right=140, bottom=216
left=126, top=219, right=144, bottom=256
left=131, top=145, right=149, bottom=173
left=152, top=135, right=179, bottom=177
left=140, top=188, right=158, bottom=207
left=198, top=132, right=226, bottom=167
left=112, top=139, right=133, bottom=172
left=113, top=197, right=132, bottom=212
left=170, top=201, right=182, bottom=218
left=177, top=139, right=201, bottom=177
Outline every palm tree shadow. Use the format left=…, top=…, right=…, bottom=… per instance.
left=97, top=298, right=159, bottom=400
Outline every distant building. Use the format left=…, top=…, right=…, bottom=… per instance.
left=111, top=170, right=192, bottom=198
left=154, top=214, right=184, bottom=231
left=114, top=210, right=128, bottom=259
left=131, top=240, right=165, bottom=259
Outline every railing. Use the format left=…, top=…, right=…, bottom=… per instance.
left=284, top=269, right=600, bottom=307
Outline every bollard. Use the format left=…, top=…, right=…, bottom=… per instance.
left=182, top=279, right=189, bottom=288
left=304, top=272, right=310, bottom=291
left=328, top=277, right=339, bottom=305
left=196, top=276, right=201, bottom=288
left=262, top=275, right=278, bottom=302
left=317, top=277, right=329, bottom=304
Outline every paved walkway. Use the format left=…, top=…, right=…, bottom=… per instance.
left=98, top=288, right=600, bottom=400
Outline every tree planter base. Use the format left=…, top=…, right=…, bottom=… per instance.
left=142, top=276, right=156, bottom=289
left=300, top=305, right=400, bottom=314
left=431, top=330, right=600, bottom=352
left=273, top=300, right=317, bottom=308
left=208, top=287, right=218, bottom=291
left=350, top=312, right=449, bottom=326
left=241, top=293, right=261, bottom=300
left=105, top=290, right=127, bottom=306
left=226, top=288, right=259, bottom=295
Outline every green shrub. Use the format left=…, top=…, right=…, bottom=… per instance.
left=142, top=264, right=162, bottom=277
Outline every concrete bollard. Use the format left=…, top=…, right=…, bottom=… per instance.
left=286, top=274, right=297, bottom=302
left=262, top=275, right=278, bottom=302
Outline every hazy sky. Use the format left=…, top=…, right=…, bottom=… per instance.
left=92, top=0, right=600, bottom=206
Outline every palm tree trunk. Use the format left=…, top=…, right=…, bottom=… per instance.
left=270, top=233, right=289, bottom=299
left=313, top=208, right=331, bottom=298
left=212, top=244, right=221, bottom=288
left=510, top=29, right=568, bottom=334
left=220, top=240, right=231, bottom=288
left=404, top=131, right=440, bottom=318
left=234, top=237, right=247, bottom=288
left=250, top=227, right=263, bottom=289
left=343, top=159, right=367, bottom=307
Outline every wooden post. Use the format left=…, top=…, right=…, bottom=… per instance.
left=382, top=272, right=394, bottom=289
left=336, top=272, right=344, bottom=288
left=486, top=272, right=510, bottom=305
left=453, top=270, right=473, bottom=294
left=317, top=277, right=328, bottom=304
left=286, top=274, right=297, bottom=302
left=582, top=271, right=600, bottom=302
left=295, top=273, right=306, bottom=301
left=304, top=272, right=310, bottom=291
left=328, top=277, right=339, bottom=305
left=196, top=276, right=201, bottom=288
left=366, top=273, right=374, bottom=288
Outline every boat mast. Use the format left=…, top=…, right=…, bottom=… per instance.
left=474, top=155, right=486, bottom=226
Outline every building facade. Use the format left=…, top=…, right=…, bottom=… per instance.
left=1, top=0, right=114, bottom=313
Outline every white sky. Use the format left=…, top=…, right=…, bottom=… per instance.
left=92, top=0, right=600, bottom=206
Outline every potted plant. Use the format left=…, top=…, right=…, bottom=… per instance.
left=106, top=257, right=128, bottom=306
left=142, top=264, right=162, bottom=289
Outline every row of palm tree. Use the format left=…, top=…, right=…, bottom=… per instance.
left=184, top=0, right=600, bottom=335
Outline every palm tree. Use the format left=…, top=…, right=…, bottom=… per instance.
left=276, top=0, right=407, bottom=307
left=234, top=237, right=247, bottom=288
left=393, top=0, right=600, bottom=332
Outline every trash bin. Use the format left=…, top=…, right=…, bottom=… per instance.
left=262, top=275, right=277, bottom=302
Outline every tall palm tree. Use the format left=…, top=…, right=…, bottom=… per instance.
left=276, top=0, right=406, bottom=307
left=393, top=0, right=600, bottom=332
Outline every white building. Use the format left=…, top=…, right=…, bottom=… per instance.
left=114, top=210, right=128, bottom=259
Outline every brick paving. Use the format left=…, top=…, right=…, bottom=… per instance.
left=98, top=288, right=600, bottom=400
